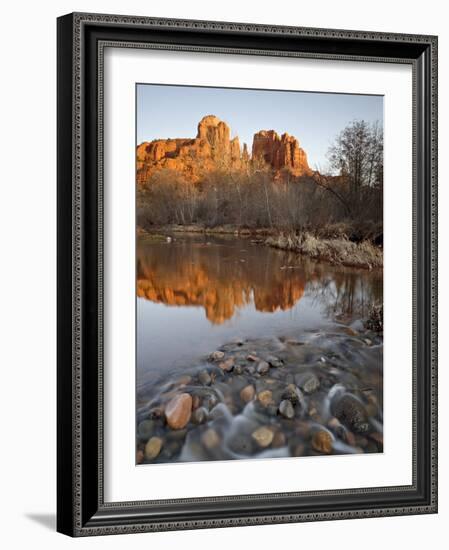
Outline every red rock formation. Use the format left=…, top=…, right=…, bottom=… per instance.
left=136, top=115, right=312, bottom=187
left=137, top=115, right=247, bottom=186
left=251, top=130, right=311, bottom=177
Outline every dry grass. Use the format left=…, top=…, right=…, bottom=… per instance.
left=266, top=232, right=383, bottom=269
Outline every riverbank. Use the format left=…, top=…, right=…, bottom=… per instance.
left=138, top=224, right=383, bottom=269
left=266, top=233, right=383, bottom=269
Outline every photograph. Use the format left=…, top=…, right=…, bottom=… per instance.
left=135, top=84, right=384, bottom=464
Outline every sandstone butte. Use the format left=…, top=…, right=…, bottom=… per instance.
left=136, top=114, right=313, bottom=186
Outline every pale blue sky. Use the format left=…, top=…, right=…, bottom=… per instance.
left=137, top=84, right=383, bottom=170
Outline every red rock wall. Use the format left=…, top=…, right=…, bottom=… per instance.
left=137, top=115, right=312, bottom=187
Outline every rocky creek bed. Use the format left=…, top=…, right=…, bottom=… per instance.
left=136, top=322, right=383, bottom=464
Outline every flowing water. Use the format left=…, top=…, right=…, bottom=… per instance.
left=136, top=233, right=383, bottom=463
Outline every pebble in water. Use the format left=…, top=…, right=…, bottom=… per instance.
left=267, top=356, right=283, bottom=368
left=203, top=392, right=219, bottom=411
left=278, top=399, right=295, bottom=419
left=145, top=436, right=163, bottom=460
left=257, top=361, right=270, bottom=375
left=272, top=431, right=287, bottom=448
left=192, top=407, right=208, bottom=425
left=240, top=384, right=256, bottom=403
left=192, top=394, right=201, bottom=410
left=218, top=358, right=235, bottom=372
left=198, top=370, right=212, bottom=386
left=297, top=373, right=320, bottom=395
left=165, top=393, right=192, bottom=430
left=312, top=430, right=333, bottom=454
left=257, top=390, right=273, bottom=407
left=137, top=419, right=154, bottom=441
left=281, top=384, right=302, bottom=405
left=234, top=364, right=244, bottom=375
left=251, top=426, right=274, bottom=448
left=201, top=428, right=220, bottom=450
left=331, top=393, right=370, bottom=433
left=209, top=350, right=225, bottom=362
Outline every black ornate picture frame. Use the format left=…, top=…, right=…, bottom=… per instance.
left=57, top=12, right=438, bottom=536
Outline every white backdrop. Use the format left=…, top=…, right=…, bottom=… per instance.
left=0, top=0, right=446, bottom=548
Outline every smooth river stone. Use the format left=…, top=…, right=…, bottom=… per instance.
left=256, top=361, right=270, bottom=375
left=218, top=358, right=235, bottom=372
left=312, top=430, right=333, bottom=454
left=331, top=393, right=370, bottom=433
left=257, top=390, right=273, bottom=407
left=201, top=428, right=220, bottom=450
left=209, top=350, right=225, bottom=362
left=251, top=426, right=274, bottom=448
left=298, top=373, right=320, bottom=394
left=278, top=399, right=295, bottom=419
left=145, top=436, right=163, bottom=460
left=240, top=384, right=256, bottom=403
left=165, top=393, right=192, bottom=430
left=198, top=370, right=212, bottom=386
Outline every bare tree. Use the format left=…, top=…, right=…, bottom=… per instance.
left=327, top=120, right=383, bottom=191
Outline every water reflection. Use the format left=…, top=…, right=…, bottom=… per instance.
left=137, top=234, right=382, bottom=325
left=136, top=234, right=383, bottom=462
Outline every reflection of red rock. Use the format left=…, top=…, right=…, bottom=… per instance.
left=136, top=115, right=312, bottom=187
left=136, top=241, right=305, bottom=324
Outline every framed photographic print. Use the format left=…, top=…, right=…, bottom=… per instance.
left=57, top=12, right=438, bottom=536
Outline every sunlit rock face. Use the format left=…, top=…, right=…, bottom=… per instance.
left=251, top=130, right=312, bottom=177
left=136, top=115, right=312, bottom=187
left=136, top=115, right=248, bottom=186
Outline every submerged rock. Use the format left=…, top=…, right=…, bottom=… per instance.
left=311, top=430, right=333, bottom=454
left=331, top=393, right=370, bottom=433
left=272, top=431, right=287, bottom=448
left=297, top=373, right=320, bottom=395
left=165, top=393, right=192, bottom=430
left=278, top=399, right=295, bottom=419
left=218, top=358, right=235, bottom=372
left=198, top=370, right=212, bottom=386
left=202, top=392, right=219, bottom=411
left=281, top=384, right=303, bottom=405
left=257, top=390, right=273, bottom=407
left=251, top=426, right=274, bottom=448
left=257, top=361, right=270, bottom=375
left=234, top=364, right=244, bottom=375
left=192, top=407, right=208, bottom=425
left=145, top=436, right=163, bottom=459
left=240, top=384, right=256, bottom=403
left=267, top=355, right=283, bottom=368
left=201, top=428, right=220, bottom=450
left=209, top=350, right=225, bottom=362
left=137, top=419, right=155, bottom=441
